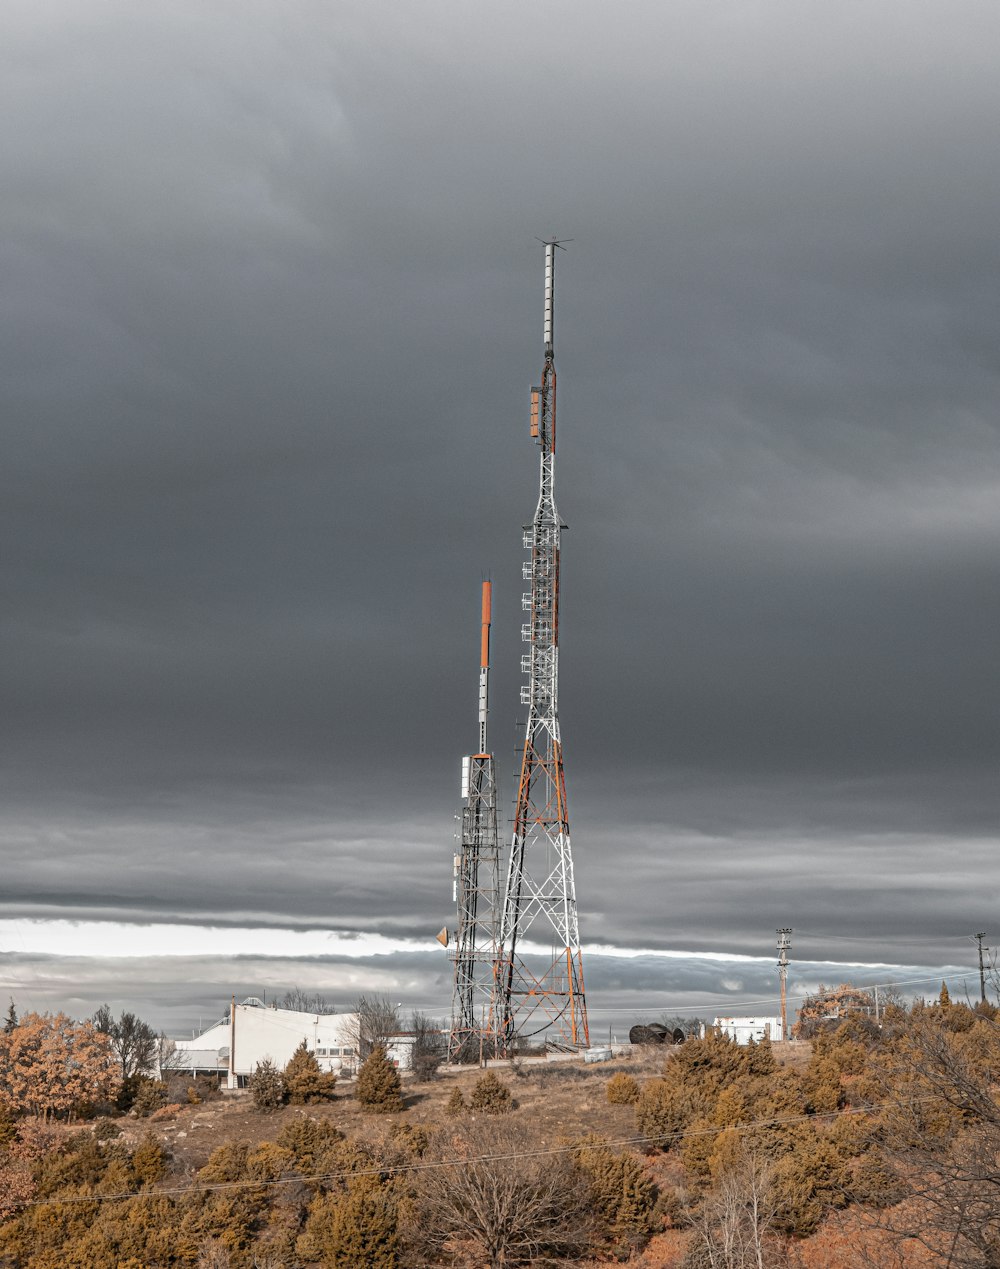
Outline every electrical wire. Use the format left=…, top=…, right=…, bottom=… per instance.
left=593, top=973, right=964, bottom=1022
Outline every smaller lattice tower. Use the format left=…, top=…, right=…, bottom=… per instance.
left=448, top=582, right=501, bottom=1061
left=493, top=240, right=588, bottom=1053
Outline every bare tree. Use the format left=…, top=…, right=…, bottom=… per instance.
left=661, top=1013, right=706, bottom=1040
left=685, top=1143, right=782, bottom=1269
left=413, top=1119, right=591, bottom=1268
left=277, top=986, right=338, bottom=1014
left=91, top=1005, right=158, bottom=1079
left=157, top=1032, right=178, bottom=1073
left=345, top=994, right=399, bottom=1061
left=409, top=1011, right=445, bottom=1082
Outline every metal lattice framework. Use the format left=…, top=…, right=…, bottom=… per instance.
left=493, top=241, right=588, bottom=1052
left=449, top=582, right=501, bottom=1061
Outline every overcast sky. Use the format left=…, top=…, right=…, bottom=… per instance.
left=3, top=1, right=998, bottom=1034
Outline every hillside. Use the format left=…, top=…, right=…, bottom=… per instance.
left=0, top=1002, right=998, bottom=1266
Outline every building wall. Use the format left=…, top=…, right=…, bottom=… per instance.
left=714, top=1015, right=783, bottom=1044
left=173, top=1005, right=361, bottom=1080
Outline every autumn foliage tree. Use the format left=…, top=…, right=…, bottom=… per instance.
left=0, top=1012, right=117, bottom=1121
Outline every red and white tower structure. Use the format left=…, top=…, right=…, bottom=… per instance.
left=494, top=241, right=588, bottom=1051
left=449, top=582, right=501, bottom=1060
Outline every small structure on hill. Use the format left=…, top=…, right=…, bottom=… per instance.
left=714, top=1015, right=783, bottom=1044
left=172, top=999, right=365, bottom=1088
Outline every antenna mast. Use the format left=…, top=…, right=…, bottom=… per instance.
left=494, top=241, right=589, bottom=1052
left=449, top=582, right=501, bottom=1061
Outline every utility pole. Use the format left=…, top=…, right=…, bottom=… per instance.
left=777, top=929, right=792, bottom=1041
left=448, top=583, right=501, bottom=1062
left=228, top=994, right=237, bottom=1091
left=494, top=240, right=588, bottom=1053
left=974, top=932, right=988, bottom=1005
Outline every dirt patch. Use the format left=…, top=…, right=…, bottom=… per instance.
left=135, top=1051, right=670, bottom=1171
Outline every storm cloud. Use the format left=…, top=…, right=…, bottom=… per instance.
left=2, top=1, right=998, bottom=1030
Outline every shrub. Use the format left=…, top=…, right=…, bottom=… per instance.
left=468, top=1071, right=512, bottom=1115
left=415, top=1119, right=589, bottom=1267
left=635, top=1078, right=692, bottom=1149
left=250, top=1059, right=285, bottom=1112
left=92, top=1117, right=121, bottom=1143
left=131, top=1079, right=168, bottom=1118
left=356, top=1046, right=404, bottom=1114
left=283, top=1041, right=337, bottom=1105
left=574, top=1136, right=656, bottom=1250
left=277, top=1116, right=345, bottom=1171
left=445, top=1087, right=466, bottom=1117
left=0, top=1102, right=17, bottom=1148
left=297, top=1177, right=400, bottom=1268
left=148, top=1103, right=182, bottom=1122
left=131, top=1132, right=169, bottom=1186
left=165, top=1072, right=222, bottom=1105
left=606, top=1072, right=640, bottom=1105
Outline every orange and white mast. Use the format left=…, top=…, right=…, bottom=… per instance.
left=449, top=582, right=501, bottom=1061
left=494, top=241, right=588, bottom=1052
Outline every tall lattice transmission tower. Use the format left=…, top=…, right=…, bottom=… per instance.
left=494, top=240, right=589, bottom=1052
left=448, top=582, right=501, bottom=1061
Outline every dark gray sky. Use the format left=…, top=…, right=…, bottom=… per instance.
left=2, top=1, right=998, bottom=1032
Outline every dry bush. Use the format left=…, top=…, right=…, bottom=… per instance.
left=131, top=1078, right=168, bottom=1117
left=297, top=1176, right=400, bottom=1268
left=148, top=1102, right=183, bottom=1122
left=276, top=1116, right=345, bottom=1172
left=636, top=1077, right=693, bottom=1148
left=607, top=1071, right=640, bottom=1105
left=413, top=1119, right=591, bottom=1268
left=445, top=1087, right=466, bottom=1117
left=855, top=1009, right=1000, bottom=1266
left=250, top=1059, right=285, bottom=1112
left=469, top=1070, right=513, bottom=1115
left=131, top=1132, right=170, bottom=1186
left=574, top=1135, right=657, bottom=1253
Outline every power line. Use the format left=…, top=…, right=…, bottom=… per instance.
left=594, top=972, right=962, bottom=1022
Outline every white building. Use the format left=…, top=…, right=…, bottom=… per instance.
left=714, top=1015, right=783, bottom=1045
left=172, top=999, right=362, bottom=1088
